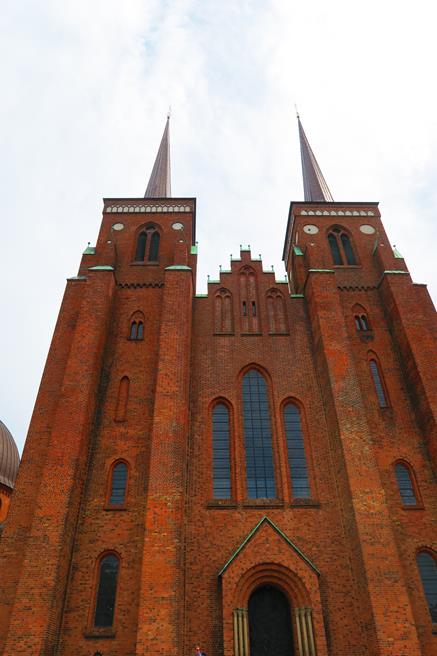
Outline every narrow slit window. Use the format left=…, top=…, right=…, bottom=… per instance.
left=149, top=231, right=160, bottom=261
left=252, top=301, right=256, bottom=316
left=137, top=321, right=144, bottom=339
left=361, top=314, right=369, bottom=330
left=355, top=316, right=363, bottom=330
left=212, top=404, right=231, bottom=499
left=395, top=463, right=417, bottom=505
left=94, top=554, right=119, bottom=627
left=416, top=551, right=437, bottom=623
left=369, top=359, right=388, bottom=407
left=109, top=462, right=128, bottom=505
left=242, top=301, right=247, bottom=316
left=284, top=403, right=310, bottom=498
left=135, top=232, right=147, bottom=261
left=130, top=322, right=138, bottom=339
left=242, top=370, right=276, bottom=499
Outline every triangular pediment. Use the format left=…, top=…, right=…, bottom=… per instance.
left=218, top=516, right=320, bottom=577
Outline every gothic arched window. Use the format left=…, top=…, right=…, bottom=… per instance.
left=395, top=462, right=418, bottom=506
left=355, top=314, right=370, bottom=331
left=149, top=231, right=160, bottom=261
left=283, top=403, right=310, bottom=498
left=94, top=554, right=120, bottom=628
left=212, top=403, right=231, bottom=499
left=129, top=312, right=145, bottom=341
left=134, top=225, right=160, bottom=262
left=369, top=358, right=388, bottom=407
left=416, top=551, right=437, bottom=623
left=242, top=370, right=276, bottom=499
left=328, top=227, right=357, bottom=265
left=135, top=232, right=147, bottom=261
left=108, top=461, right=128, bottom=505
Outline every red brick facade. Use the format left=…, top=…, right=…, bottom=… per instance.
left=0, top=197, right=436, bottom=656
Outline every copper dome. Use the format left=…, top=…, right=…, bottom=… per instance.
left=0, top=420, right=20, bottom=489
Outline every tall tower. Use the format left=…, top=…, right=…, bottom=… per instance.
left=0, top=116, right=436, bottom=656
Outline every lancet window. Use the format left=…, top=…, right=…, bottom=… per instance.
left=369, top=358, right=388, bottom=407
left=416, top=551, right=437, bottom=623
left=328, top=227, right=357, bottom=265
left=283, top=403, right=310, bottom=498
left=108, top=461, right=128, bottom=505
left=134, top=225, right=160, bottom=262
left=212, top=403, right=231, bottom=498
left=94, top=554, right=120, bottom=628
left=242, top=370, right=276, bottom=499
left=395, top=462, right=418, bottom=506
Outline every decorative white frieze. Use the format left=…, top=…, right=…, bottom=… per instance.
left=106, top=204, right=192, bottom=214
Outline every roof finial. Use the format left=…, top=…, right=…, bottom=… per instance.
left=297, top=115, right=333, bottom=202
left=294, top=103, right=300, bottom=119
left=144, top=114, right=171, bottom=198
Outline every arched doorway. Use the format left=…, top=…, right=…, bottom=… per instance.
left=248, top=584, right=294, bottom=656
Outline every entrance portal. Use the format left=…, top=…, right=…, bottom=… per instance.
left=248, top=584, right=294, bottom=656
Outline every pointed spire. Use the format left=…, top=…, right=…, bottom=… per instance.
left=145, top=114, right=171, bottom=198
left=297, top=114, right=333, bottom=202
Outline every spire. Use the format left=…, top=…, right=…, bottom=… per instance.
left=145, top=114, right=171, bottom=198
left=297, top=114, right=333, bottom=202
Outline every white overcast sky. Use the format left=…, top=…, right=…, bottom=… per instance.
left=1, top=0, right=436, bottom=454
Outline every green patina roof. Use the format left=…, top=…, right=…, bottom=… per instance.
left=83, top=245, right=96, bottom=255
left=218, top=516, right=320, bottom=577
left=88, top=265, right=114, bottom=271
left=195, top=294, right=208, bottom=298
left=308, top=268, right=334, bottom=273
left=290, top=293, right=304, bottom=298
left=165, top=265, right=192, bottom=271
left=190, top=244, right=198, bottom=255
left=383, top=269, right=408, bottom=275
left=293, top=245, right=303, bottom=256
left=392, top=247, right=403, bottom=259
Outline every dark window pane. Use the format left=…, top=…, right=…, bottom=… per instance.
left=395, top=464, right=417, bottom=505
left=135, top=232, right=147, bottom=261
left=242, top=370, right=276, bottom=499
left=370, top=360, right=388, bottom=407
left=328, top=233, right=343, bottom=265
left=284, top=404, right=310, bottom=498
left=109, top=463, right=127, bottom=505
left=341, top=233, right=357, bottom=265
left=212, top=404, right=231, bottom=498
left=417, top=552, right=437, bottom=623
left=94, top=555, right=119, bottom=627
left=130, top=322, right=137, bottom=339
left=137, top=322, right=144, bottom=339
left=361, top=315, right=369, bottom=331
left=355, top=316, right=362, bottom=330
left=252, top=301, right=256, bottom=316
left=242, top=301, right=247, bottom=316
left=149, top=231, right=160, bottom=261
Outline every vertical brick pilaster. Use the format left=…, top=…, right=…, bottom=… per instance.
left=306, top=270, right=422, bottom=656
left=379, top=273, right=437, bottom=467
left=2, top=270, right=115, bottom=655
left=135, top=265, right=193, bottom=656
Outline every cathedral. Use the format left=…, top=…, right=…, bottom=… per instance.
left=0, top=116, right=436, bottom=656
